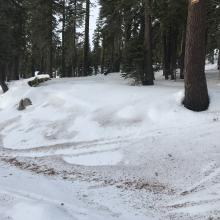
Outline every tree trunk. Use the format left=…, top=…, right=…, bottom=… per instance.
left=39, top=54, right=45, bottom=75
left=101, top=38, right=105, bottom=74
left=183, top=0, right=209, bottom=112
left=31, top=57, right=35, bottom=77
left=62, top=0, right=66, bottom=77
left=163, top=30, right=171, bottom=80
left=48, top=0, right=53, bottom=78
left=170, top=27, right=178, bottom=80
left=180, top=28, right=186, bottom=79
left=7, top=56, right=19, bottom=81
left=83, top=0, right=90, bottom=76
left=13, top=55, right=20, bottom=80
left=218, top=51, right=220, bottom=70
left=143, top=0, right=154, bottom=85
left=72, top=0, right=77, bottom=77
left=0, top=63, right=9, bottom=93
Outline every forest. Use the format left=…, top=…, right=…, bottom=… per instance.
left=0, top=1, right=220, bottom=220
left=0, top=0, right=219, bottom=110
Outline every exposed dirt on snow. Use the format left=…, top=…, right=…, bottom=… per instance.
left=0, top=65, right=220, bottom=219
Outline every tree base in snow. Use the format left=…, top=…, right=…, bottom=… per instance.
left=0, top=81, right=9, bottom=93
left=142, top=80, right=154, bottom=86
left=183, top=97, right=209, bottom=112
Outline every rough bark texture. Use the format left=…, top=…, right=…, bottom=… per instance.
left=61, top=0, right=66, bottom=77
left=48, top=0, right=53, bottom=78
left=143, top=0, right=154, bottom=85
left=112, top=35, right=121, bottom=73
left=83, top=0, right=90, bottom=76
left=72, top=0, right=77, bottom=77
left=183, top=0, right=209, bottom=112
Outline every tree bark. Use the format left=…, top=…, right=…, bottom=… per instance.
left=101, top=38, right=105, bottom=74
left=48, top=0, right=53, bottom=78
left=13, top=55, right=20, bottom=80
left=143, top=0, right=154, bottom=85
left=218, top=51, right=220, bottom=70
left=0, top=63, right=9, bottom=93
left=170, top=27, right=178, bottom=80
left=31, top=57, right=35, bottom=77
left=72, top=0, right=77, bottom=77
left=183, top=0, right=209, bottom=111
left=163, top=32, right=170, bottom=80
left=61, top=0, right=66, bottom=77
left=180, top=28, right=186, bottom=79
left=83, top=0, right=90, bottom=76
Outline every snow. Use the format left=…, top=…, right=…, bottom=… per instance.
left=0, top=164, right=152, bottom=220
left=0, top=64, right=220, bottom=219
left=63, top=150, right=123, bottom=166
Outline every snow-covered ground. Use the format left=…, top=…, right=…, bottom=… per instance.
left=0, top=65, right=220, bottom=220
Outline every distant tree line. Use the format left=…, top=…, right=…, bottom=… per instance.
left=0, top=0, right=219, bottom=111
left=96, top=0, right=219, bottom=82
left=0, top=0, right=91, bottom=87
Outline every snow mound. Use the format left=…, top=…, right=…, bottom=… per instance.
left=0, top=69, right=220, bottom=220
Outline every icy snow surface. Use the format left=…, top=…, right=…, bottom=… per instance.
left=0, top=64, right=220, bottom=220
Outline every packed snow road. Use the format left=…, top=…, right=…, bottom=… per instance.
left=0, top=65, right=220, bottom=219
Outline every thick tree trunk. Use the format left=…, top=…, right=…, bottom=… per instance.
left=124, top=9, right=132, bottom=74
left=183, top=0, right=209, bottom=112
left=143, top=0, right=154, bottom=85
left=83, top=0, right=90, bottom=76
left=112, top=35, right=121, bottom=73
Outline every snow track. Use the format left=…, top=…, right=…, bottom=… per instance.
left=0, top=66, right=220, bottom=219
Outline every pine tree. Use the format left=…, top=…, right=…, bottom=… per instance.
left=143, top=0, right=154, bottom=85
left=92, top=19, right=102, bottom=74
left=0, top=0, right=25, bottom=92
left=61, top=0, right=67, bottom=77
left=183, top=0, right=209, bottom=111
left=83, top=0, right=90, bottom=76
left=25, top=0, right=58, bottom=77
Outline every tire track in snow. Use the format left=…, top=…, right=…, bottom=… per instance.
left=0, top=136, right=132, bottom=158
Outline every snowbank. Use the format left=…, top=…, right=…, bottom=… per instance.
left=0, top=65, right=220, bottom=219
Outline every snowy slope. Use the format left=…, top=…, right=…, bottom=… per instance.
left=0, top=65, right=220, bottom=220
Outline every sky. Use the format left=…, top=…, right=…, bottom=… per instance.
left=58, top=0, right=100, bottom=46
left=90, top=0, right=100, bottom=43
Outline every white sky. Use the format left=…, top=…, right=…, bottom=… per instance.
left=58, top=0, right=100, bottom=46
left=90, top=0, right=100, bottom=43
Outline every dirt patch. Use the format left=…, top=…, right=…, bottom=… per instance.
left=115, top=179, right=175, bottom=195
left=2, top=157, right=58, bottom=176
left=1, top=156, right=174, bottom=195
